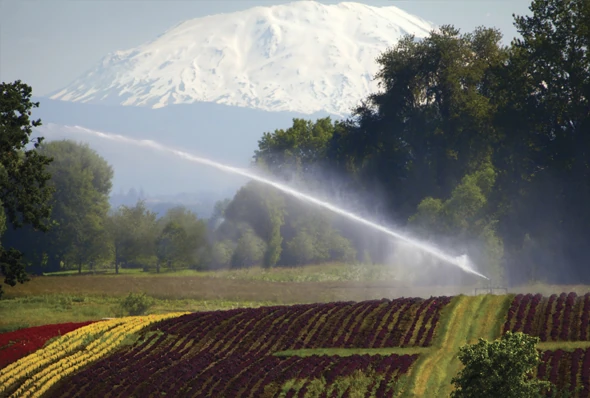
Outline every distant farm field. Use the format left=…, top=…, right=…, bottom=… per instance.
left=3, top=289, right=590, bottom=397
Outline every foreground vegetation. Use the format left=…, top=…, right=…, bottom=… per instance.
left=3, top=292, right=590, bottom=396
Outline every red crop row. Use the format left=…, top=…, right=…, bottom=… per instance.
left=504, top=293, right=590, bottom=341
left=48, top=298, right=447, bottom=396
left=0, top=321, right=95, bottom=369
left=537, top=348, right=590, bottom=397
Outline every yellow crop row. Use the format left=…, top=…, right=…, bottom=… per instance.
left=0, top=312, right=188, bottom=398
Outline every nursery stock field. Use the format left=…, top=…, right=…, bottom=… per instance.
left=3, top=292, right=590, bottom=397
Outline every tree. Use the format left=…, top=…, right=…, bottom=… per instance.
left=0, top=81, right=54, bottom=297
left=224, top=182, right=285, bottom=268
left=327, top=26, right=507, bottom=222
left=156, top=221, right=188, bottom=272
left=409, top=161, right=504, bottom=281
left=254, top=117, right=337, bottom=183
left=28, top=140, right=113, bottom=273
left=209, top=240, right=234, bottom=269
left=491, top=0, right=590, bottom=284
left=155, top=206, right=208, bottom=271
left=450, top=332, right=551, bottom=398
left=284, top=230, right=316, bottom=266
left=208, top=198, right=231, bottom=231
left=231, top=228, right=266, bottom=268
left=110, top=200, right=158, bottom=273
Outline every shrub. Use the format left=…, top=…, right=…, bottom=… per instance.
left=451, top=332, right=551, bottom=398
left=120, top=292, right=154, bottom=316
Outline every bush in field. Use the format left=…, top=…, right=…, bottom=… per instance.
left=451, top=332, right=551, bottom=398
left=120, top=292, right=154, bottom=316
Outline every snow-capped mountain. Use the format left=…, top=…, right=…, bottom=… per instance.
left=49, top=1, right=436, bottom=116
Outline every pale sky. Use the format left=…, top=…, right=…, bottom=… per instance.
left=0, top=0, right=532, bottom=97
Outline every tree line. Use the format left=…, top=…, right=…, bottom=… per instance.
left=253, top=0, right=590, bottom=285
left=0, top=0, right=588, bottom=296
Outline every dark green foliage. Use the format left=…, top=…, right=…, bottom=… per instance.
left=450, top=332, right=551, bottom=398
left=0, top=81, right=54, bottom=297
left=110, top=200, right=158, bottom=273
left=155, top=206, right=208, bottom=271
left=231, top=228, right=267, bottom=268
left=39, top=140, right=113, bottom=273
left=254, top=117, right=336, bottom=183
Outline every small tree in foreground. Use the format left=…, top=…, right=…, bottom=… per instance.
left=451, top=332, right=551, bottom=398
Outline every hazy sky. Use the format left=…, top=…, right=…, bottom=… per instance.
left=0, top=0, right=532, bottom=97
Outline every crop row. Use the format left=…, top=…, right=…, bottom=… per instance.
left=149, top=297, right=452, bottom=353
left=504, top=293, right=590, bottom=341
left=0, top=322, right=95, bottom=369
left=0, top=313, right=188, bottom=398
left=50, top=298, right=445, bottom=396
left=52, top=352, right=419, bottom=398
left=537, top=348, right=590, bottom=397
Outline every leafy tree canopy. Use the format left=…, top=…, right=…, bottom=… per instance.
left=451, top=332, right=552, bottom=398
left=0, top=81, right=54, bottom=297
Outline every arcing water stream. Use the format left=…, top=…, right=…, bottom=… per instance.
left=68, top=125, right=489, bottom=280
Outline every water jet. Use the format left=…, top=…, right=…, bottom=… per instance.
left=65, top=125, right=489, bottom=280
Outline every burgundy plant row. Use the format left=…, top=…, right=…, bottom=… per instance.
left=537, top=348, right=590, bottom=397
left=49, top=297, right=451, bottom=397
left=504, top=293, right=590, bottom=342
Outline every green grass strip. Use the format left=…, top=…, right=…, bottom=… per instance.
left=537, top=341, right=590, bottom=351
left=399, top=294, right=513, bottom=398
left=273, top=347, right=431, bottom=357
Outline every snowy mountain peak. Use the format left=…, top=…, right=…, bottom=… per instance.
left=49, top=1, right=436, bottom=116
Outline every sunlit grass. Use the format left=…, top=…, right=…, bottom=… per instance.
left=0, top=294, right=275, bottom=333
left=537, top=341, right=590, bottom=351
left=42, top=262, right=402, bottom=282
left=200, top=262, right=402, bottom=282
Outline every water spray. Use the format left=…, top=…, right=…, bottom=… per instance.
left=65, top=125, right=489, bottom=280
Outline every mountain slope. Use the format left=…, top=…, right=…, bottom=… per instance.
left=49, top=1, right=436, bottom=116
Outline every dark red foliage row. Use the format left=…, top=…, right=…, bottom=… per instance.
left=539, top=294, right=558, bottom=342
left=53, top=351, right=419, bottom=398
left=523, top=294, right=543, bottom=335
left=514, top=293, right=532, bottom=332
left=0, top=321, right=96, bottom=369
left=49, top=298, right=445, bottom=396
left=148, top=297, right=451, bottom=352
left=538, top=348, right=590, bottom=397
left=504, top=293, right=590, bottom=341
left=417, top=297, right=453, bottom=347
left=504, top=293, right=523, bottom=334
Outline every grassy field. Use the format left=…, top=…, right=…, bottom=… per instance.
left=2, top=262, right=590, bottom=333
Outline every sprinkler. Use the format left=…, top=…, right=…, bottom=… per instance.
left=474, top=279, right=508, bottom=295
